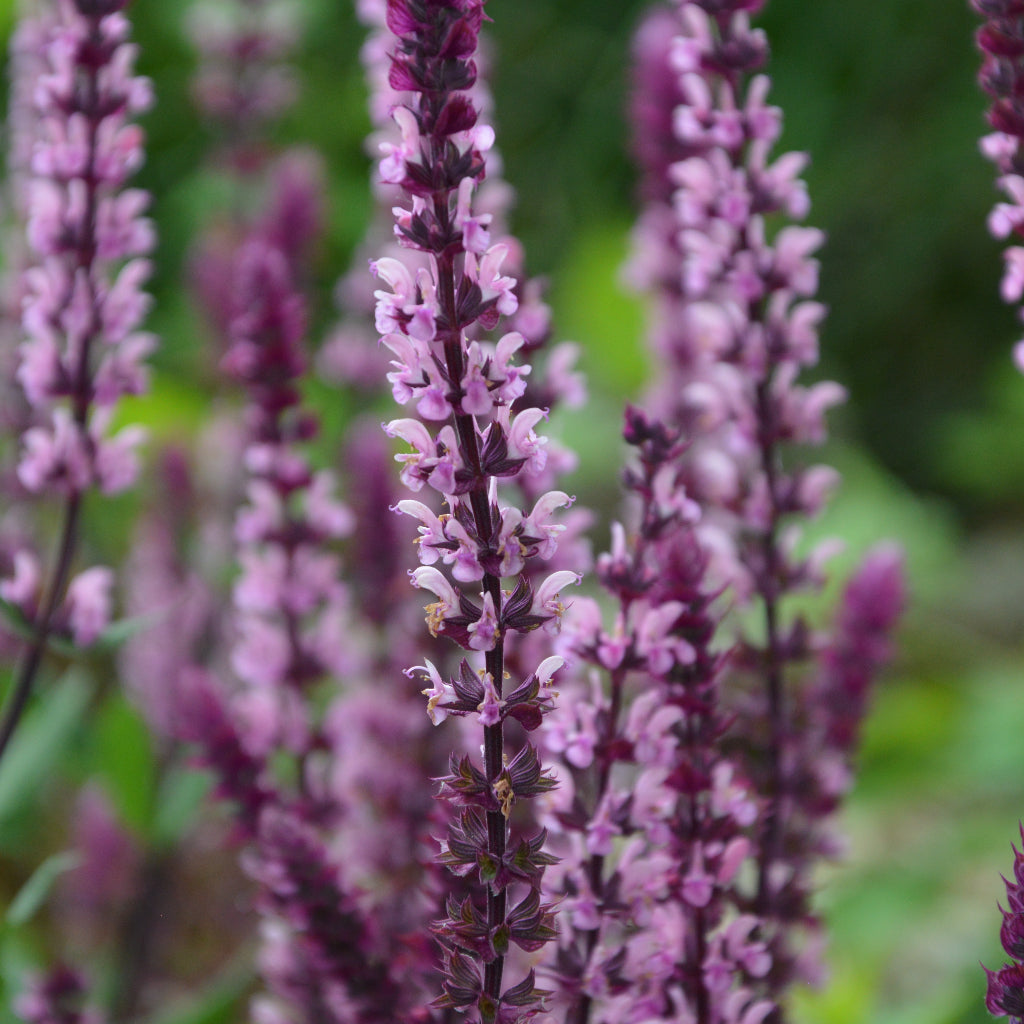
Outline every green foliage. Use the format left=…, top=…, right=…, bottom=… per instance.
left=147, top=956, right=255, bottom=1024
left=0, top=670, right=94, bottom=844
left=89, top=696, right=155, bottom=835
left=4, top=853, right=80, bottom=930
left=551, top=220, right=649, bottom=399
left=150, top=766, right=212, bottom=852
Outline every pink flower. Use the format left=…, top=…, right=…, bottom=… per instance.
left=64, top=566, right=114, bottom=647
left=532, top=570, right=581, bottom=632
left=466, top=243, right=518, bottom=317
left=406, top=660, right=456, bottom=725
left=476, top=671, right=503, bottom=726
left=522, top=490, right=574, bottom=559
left=410, top=566, right=460, bottom=637
left=467, top=591, right=500, bottom=652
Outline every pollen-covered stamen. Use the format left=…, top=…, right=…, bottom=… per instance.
left=410, top=565, right=459, bottom=636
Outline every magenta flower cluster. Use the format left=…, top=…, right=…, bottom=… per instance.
left=984, top=826, right=1024, bottom=1023
left=621, top=3, right=895, bottom=1001
left=974, top=0, right=1024, bottom=372
left=223, top=237, right=355, bottom=735
left=972, top=6, right=1024, bottom=1021
left=542, top=408, right=773, bottom=1024
left=372, top=3, right=583, bottom=1020
left=15, top=0, right=154, bottom=504
left=0, top=0, right=155, bottom=764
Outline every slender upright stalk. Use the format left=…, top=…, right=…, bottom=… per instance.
left=0, top=496, right=79, bottom=762
left=544, top=407, right=771, bottom=1024
left=376, top=3, right=580, bottom=1019
left=974, top=7, right=1024, bottom=1021
left=0, top=0, right=156, bottom=764
left=623, top=0, right=905, bottom=1010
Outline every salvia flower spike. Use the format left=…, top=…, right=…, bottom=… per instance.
left=983, top=825, right=1024, bottom=1023
left=973, top=0, right=1024, bottom=371
left=624, top=0, right=904, bottom=1008
left=973, top=6, right=1024, bottom=1018
left=376, top=2, right=579, bottom=1019
left=541, top=406, right=772, bottom=1024
left=0, top=0, right=155, bottom=762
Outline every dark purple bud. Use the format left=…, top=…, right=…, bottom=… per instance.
left=434, top=949, right=484, bottom=1009
left=973, top=0, right=1024, bottom=14
left=505, top=889, right=557, bottom=952
left=1002, top=910, right=1024, bottom=960
left=979, top=22, right=1024, bottom=59
left=986, top=961, right=1024, bottom=1018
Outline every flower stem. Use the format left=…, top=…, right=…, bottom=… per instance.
left=0, top=493, right=81, bottom=765
left=754, top=377, right=786, bottom=918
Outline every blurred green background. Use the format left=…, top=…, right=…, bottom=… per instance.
left=0, top=1, right=1022, bottom=1023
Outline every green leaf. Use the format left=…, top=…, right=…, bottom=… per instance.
left=476, top=852, right=497, bottom=884
left=551, top=220, right=648, bottom=398
left=0, top=600, right=165, bottom=661
left=147, top=953, right=254, bottom=1024
left=87, top=606, right=171, bottom=654
left=0, top=599, right=36, bottom=646
left=0, top=930, right=36, bottom=1020
left=91, top=696, right=154, bottom=833
left=5, top=851, right=80, bottom=928
left=151, top=765, right=212, bottom=850
left=0, top=669, right=94, bottom=835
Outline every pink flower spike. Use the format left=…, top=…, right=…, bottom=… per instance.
left=372, top=6, right=573, bottom=1011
